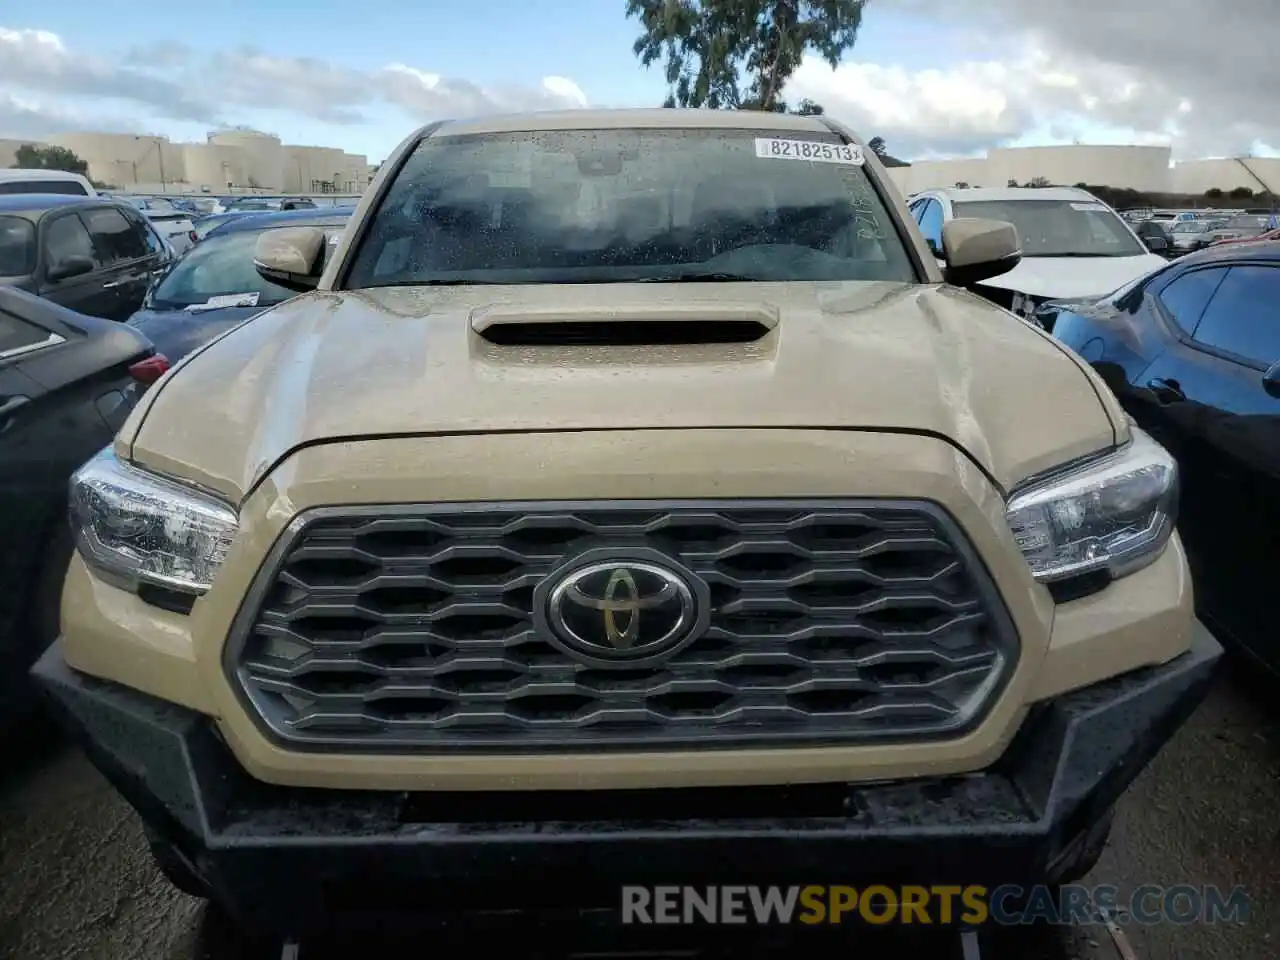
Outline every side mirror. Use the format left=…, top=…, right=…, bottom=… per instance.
left=1145, top=236, right=1169, bottom=253
left=253, top=227, right=326, bottom=292
left=1263, top=361, right=1280, bottom=399
left=46, top=255, right=95, bottom=282
left=941, top=218, right=1021, bottom=288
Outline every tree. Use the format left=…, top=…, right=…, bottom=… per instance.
left=1228, top=186, right=1254, bottom=199
left=793, top=98, right=824, bottom=115
left=626, top=0, right=868, bottom=112
left=1205, top=187, right=1224, bottom=199
left=1028, top=176, right=1051, bottom=188
left=867, top=136, right=887, bottom=156
left=13, top=143, right=89, bottom=176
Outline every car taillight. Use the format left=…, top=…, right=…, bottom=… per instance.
left=129, top=354, right=171, bottom=385
left=188, top=230, right=198, bottom=242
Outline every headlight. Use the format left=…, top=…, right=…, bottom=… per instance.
left=1005, top=427, right=1177, bottom=583
left=69, top=447, right=238, bottom=595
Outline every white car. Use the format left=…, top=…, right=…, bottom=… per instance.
left=907, top=186, right=1169, bottom=319
left=0, top=168, right=97, bottom=197
left=123, top=197, right=198, bottom=254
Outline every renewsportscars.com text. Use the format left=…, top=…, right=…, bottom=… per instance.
left=621, top=884, right=1250, bottom=926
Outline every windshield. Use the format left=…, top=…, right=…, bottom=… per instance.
left=344, top=127, right=916, bottom=287
left=1172, top=222, right=1207, bottom=233
left=0, top=216, right=35, bottom=275
left=149, top=230, right=299, bottom=309
left=953, top=198, right=1147, bottom=258
left=0, top=179, right=88, bottom=196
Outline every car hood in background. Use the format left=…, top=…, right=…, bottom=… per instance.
left=122, top=281, right=1121, bottom=503
left=126, top=305, right=264, bottom=362
left=978, top=253, right=1168, bottom=300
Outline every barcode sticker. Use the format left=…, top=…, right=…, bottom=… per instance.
left=755, top=138, right=864, bottom=165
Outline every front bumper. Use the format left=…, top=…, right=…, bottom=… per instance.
left=34, top=624, right=1221, bottom=939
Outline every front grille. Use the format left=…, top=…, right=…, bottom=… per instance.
left=228, top=500, right=1017, bottom=752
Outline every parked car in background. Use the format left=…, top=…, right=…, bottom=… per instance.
left=907, top=186, right=1168, bottom=319
left=1134, top=218, right=1172, bottom=256
left=127, top=207, right=353, bottom=360
left=122, top=197, right=199, bottom=254
left=224, top=197, right=281, bottom=212
left=1168, top=220, right=1215, bottom=255
left=0, top=194, right=172, bottom=321
left=193, top=210, right=262, bottom=241
left=0, top=169, right=97, bottom=197
left=1050, top=241, right=1280, bottom=675
left=0, top=285, right=165, bottom=725
left=1206, top=214, right=1276, bottom=246
left=1211, top=225, right=1280, bottom=248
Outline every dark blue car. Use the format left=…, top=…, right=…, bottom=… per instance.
left=126, top=207, right=353, bottom=361
left=1047, top=241, right=1280, bottom=675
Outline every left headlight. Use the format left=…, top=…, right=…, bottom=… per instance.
left=69, top=447, right=238, bottom=596
left=1005, top=427, right=1177, bottom=583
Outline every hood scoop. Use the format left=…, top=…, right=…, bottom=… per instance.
left=470, top=303, right=777, bottom=347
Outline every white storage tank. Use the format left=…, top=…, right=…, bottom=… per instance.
left=45, top=132, right=185, bottom=189
left=208, top=129, right=284, bottom=192
left=987, top=145, right=1172, bottom=193
left=183, top=143, right=246, bottom=192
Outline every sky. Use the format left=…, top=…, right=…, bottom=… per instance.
left=2, top=0, right=1277, bottom=164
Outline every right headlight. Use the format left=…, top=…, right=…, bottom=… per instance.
left=1005, top=427, right=1177, bottom=583
left=69, top=447, right=238, bottom=596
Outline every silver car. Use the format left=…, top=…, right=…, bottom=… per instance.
left=1167, top=220, right=1213, bottom=253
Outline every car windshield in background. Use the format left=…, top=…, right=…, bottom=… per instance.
left=1172, top=222, right=1208, bottom=233
left=0, top=216, right=35, bottom=275
left=0, top=180, right=88, bottom=196
left=149, top=230, right=298, bottom=309
left=953, top=199, right=1147, bottom=258
left=345, top=127, right=916, bottom=287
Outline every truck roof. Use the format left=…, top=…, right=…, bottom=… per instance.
left=429, top=107, right=837, bottom=138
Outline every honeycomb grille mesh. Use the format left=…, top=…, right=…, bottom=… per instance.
left=229, top=501, right=1015, bottom=752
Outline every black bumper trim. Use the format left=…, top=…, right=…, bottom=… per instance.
left=32, top=624, right=1221, bottom=937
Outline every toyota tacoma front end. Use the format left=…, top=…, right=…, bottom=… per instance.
left=34, top=109, right=1220, bottom=941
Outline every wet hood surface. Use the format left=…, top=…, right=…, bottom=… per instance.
left=127, top=281, right=1118, bottom=501
left=127, top=305, right=265, bottom=362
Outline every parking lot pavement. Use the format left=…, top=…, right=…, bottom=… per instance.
left=2, top=667, right=1277, bottom=960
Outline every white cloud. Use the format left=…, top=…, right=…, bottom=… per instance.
left=0, top=26, right=590, bottom=142
left=793, top=0, right=1280, bottom=159
left=5, top=4, right=1277, bottom=163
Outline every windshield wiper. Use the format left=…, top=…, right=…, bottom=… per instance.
left=636, top=270, right=758, bottom=282
left=396, top=278, right=509, bottom=286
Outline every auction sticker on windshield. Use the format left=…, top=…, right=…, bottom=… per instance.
left=755, top=138, right=864, bottom=165
left=185, top=292, right=260, bottom=310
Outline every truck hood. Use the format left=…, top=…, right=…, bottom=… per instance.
left=125, top=281, right=1118, bottom=502
left=979, top=253, right=1168, bottom=300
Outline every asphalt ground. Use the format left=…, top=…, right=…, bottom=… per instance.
left=1, top=664, right=1277, bottom=960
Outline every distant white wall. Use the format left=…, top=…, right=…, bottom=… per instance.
left=892, top=158, right=990, bottom=194
left=891, top=145, right=1176, bottom=196
left=1170, top=158, right=1280, bottom=195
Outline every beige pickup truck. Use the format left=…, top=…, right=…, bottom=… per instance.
left=36, top=107, right=1219, bottom=943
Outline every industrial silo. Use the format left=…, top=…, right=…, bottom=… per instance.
left=208, top=129, right=284, bottom=192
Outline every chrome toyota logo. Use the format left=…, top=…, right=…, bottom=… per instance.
left=540, top=557, right=701, bottom=665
